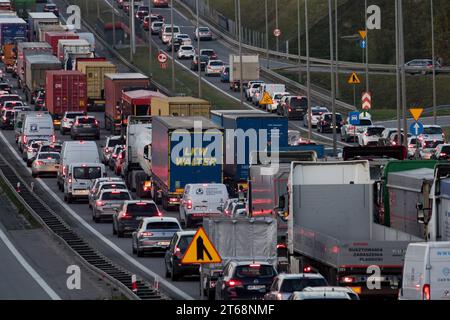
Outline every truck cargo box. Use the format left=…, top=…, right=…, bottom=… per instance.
left=45, top=70, right=87, bottom=119
left=25, top=53, right=61, bottom=96
left=27, top=12, right=58, bottom=41
left=121, top=89, right=166, bottom=117
left=57, top=39, right=90, bottom=61
left=210, top=109, right=265, bottom=126
left=76, top=60, right=117, bottom=104
left=17, top=41, right=52, bottom=84
left=0, top=17, right=26, bottom=45
left=37, top=24, right=67, bottom=42
left=45, top=31, right=78, bottom=55
left=150, top=96, right=211, bottom=117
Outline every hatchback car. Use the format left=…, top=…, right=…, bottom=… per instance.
left=114, top=149, right=126, bottom=176
left=215, top=261, right=278, bottom=300
left=177, top=45, right=195, bottom=59
left=220, top=66, right=230, bottom=83
left=176, top=33, right=192, bottom=46
left=358, top=126, right=386, bottom=146
left=419, top=139, right=443, bottom=160
left=166, top=37, right=182, bottom=52
left=418, top=125, right=445, bottom=142
left=89, top=177, right=124, bottom=205
left=150, top=21, right=164, bottom=35
left=277, top=95, right=308, bottom=119
left=31, top=152, right=60, bottom=178
left=22, top=139, right=46, bottom=166
left=101, top=136, right=125, bottom=164
left=199, top=49, right=218, bottom=60
left=317, top=113, right=343, bottom=134
left=70, top=116, right=100, bottom=140
left=194, top=27, right=213, bottom=41
left=92, top=189, right=132, bottom=223
left=60, top=111, right=86, bottom=134
left=89, top=180, right=127, bottom=208
left=135, top=5, right=149, bottom=21
left=191, top=54, right=209, bottom=71
left=132, top=217, right=181, bottom=256
left=303, top=106, right=329, bottom=128
left=431, top=144, right=450, bottom=160
left=264, top=273, right=329, bottom=300
left=108, top=145, right=125, bottom=170
left=0, top=109, right=14, bottom=129
left=164, top=231, right=198, bottom=281
left=112, top=200, right=161, bottom=237
left=205, top=60, right=224, bottom=76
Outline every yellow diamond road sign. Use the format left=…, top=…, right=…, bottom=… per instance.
left=409, top=108, right=424, bottom=121
left=348, top=72, right=361, bottom=85
left=259, top=91, right=274, bottom=105
left=181, top=227, right=222, bottom=264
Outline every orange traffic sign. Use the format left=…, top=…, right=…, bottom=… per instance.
left=409, top=108, right=424, bottom=121
left=359, top=30, right=367, bottom=40
left=347, top=72, right=361, bottom=85
left=181, top=227, right=222, bottom=264
left=259, top=91, right=274, bottom=105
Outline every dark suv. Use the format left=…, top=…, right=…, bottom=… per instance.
left=215, top=261, right=277, bottom=300
left=164, top=231, right=198, bottom=281
left=1, top=109, right=14, bottom=129
left=70, top=116, right=100, bottom=140
left=278, top=96, right=308, bottom=120
left=317, top=113, right=343, bottom=133
left=112, top=201, right=161, bottom=237
left=191, top=55, right=209, bottom=71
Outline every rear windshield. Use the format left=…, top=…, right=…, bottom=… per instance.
left=424, top=140, right=443, bottom=148
left=202, top=50, right=214, bottom=55
left=113, top=147, right=124, bottom=155
left=77, top=117, right=96, bottom=124
left=181, top=46, right=193, bottom=50
left=31, top=142, right=42, bottom=149
left=367, top=128, right=385, bottom=136
left=38, top=153, right=60, bottom=160
left=235, top=265, right=275, bottom=278
left=358, top=119, right=372, bottom=126
left=323, top=114, right=342, bottom=122
left=199, top=27, right=210, bottom=32
left=100, top=183, right=127, bottom=191
left=73, top=167, right=102, bottom=180
left=312, top=110, right=326, bottom=115
left=442, top=146, right=450, bottom=154
left=153, top=22, right=163, bottom=26
left=101, top=192, right=131, bottom=201
left=177, top=235, right=194, bottom=253
left=165, top=27, right=180, bottom=33
left=126, top=203, right=159, bottom=216
left=107, top=139, right=123, bottom=148
left=40, top=145, right=62, bottom=153
left=290, top=97, right=308, bottom=108
left=138, top=6, right=149, bottom=11
left=66, top=113, right=84, bottom=119
left=424, top=127, right=443, bottom=135
left=146, top=222, right=180, bottom=230
left=280, top=278, right=328, bottom=293
left=210, top=61, right=223, bottom=66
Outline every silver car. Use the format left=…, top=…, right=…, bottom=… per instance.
left=89, top=180, right=128, bottom=209
left=89, top=177, right=124, bottom=205
left=31, top=152, right=60, bottom=178
left=92, top=189, right=132, bottom=223
left=101, top=135, right=125, bottom=164
left=132, top=217, right=181, bottom=257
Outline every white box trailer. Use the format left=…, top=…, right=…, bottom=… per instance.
left=228, top=54, right=260, bottom=91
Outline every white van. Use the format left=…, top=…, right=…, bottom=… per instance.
left=64, top=162, right=106, bottom=203
left=57, top=141, right=100, bottom=190
left=179, top=183, right=229, bottom=228
left=19, top=112, right=54, bottom=152
left=399, top=242, right=450, bottom=300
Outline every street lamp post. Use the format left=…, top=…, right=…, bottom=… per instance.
left=275, top=0, right=279, bottom=52
left=431, top=0, right=437, bottom=125
left=196, top=0, right=202, bottom=98
left=399, top=0, right=408, bottom=148
left=297, top=0, right=301, bottom=84
left=395, top=0, right=401, bottom=145
left=171, top=0, right=175, bottom=93
left=305, top=0, right=312, bottom=141
left=265, top=0, right=269, bottom=69
left=334, top=0, right=339, bottom=97
left=148, top=0, right=152, bottom=77
left=364, top=0, right=369, bottom=93
left=328, top=0, right=337, bottom=155
left=237, top=0, right=243, bottom=108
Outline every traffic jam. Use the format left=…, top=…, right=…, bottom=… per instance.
left=0, top=0, right=448, bottom=303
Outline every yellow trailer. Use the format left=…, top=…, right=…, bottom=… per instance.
left=76, top=60, right=117, bottom=111
left=150, top=96, right=211, bottom=117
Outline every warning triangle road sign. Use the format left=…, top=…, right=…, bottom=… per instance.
left=348, top=72, right=361, bottom=85
left=181, top=227, right=222, bottom=264
left=259, top=91, right=274, bottom=105
left=409, top=108, right=424, bottom=121
left=359, top=30, right=367, bottom=40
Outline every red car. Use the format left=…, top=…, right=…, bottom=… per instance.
left=152, top=0, right=169, bottom=8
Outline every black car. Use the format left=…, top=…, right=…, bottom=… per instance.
left=44, top=3, right=59, bottom=16
left=317, top=113, right=343, bottom=133
left=191, top=55, right=209, bottom=71
left=164, top=231, right=198, bottom=281
left=166, top=38, right=182, bottom=52
left=278, top=96, right=308, bottom=119
left=70, top=116, right=100, bottom=140
left=112, top=201, right=161, bottom=237
left=215, top=261, right=277, bottom=300
left=0, top=110, right=14, bottom=129
left=0, top=82, right=12, bottom=93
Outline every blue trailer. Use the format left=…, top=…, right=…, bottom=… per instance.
left=151, top=116, right=224, bottom=210
left=0, top=17, right=27, bottom=45
left=211, top=112, right=288, bottom=195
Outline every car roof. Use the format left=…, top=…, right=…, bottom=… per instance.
left=229, top=260, right=274, bottom=266
left=124, top=200, right=156, bottom=205
left=100, top=189, right=130, bottom=194
left=277, top=273, right=325, bottom=280
left=292, top=291, right=350, bottom=300
left=176, top=230, right=196, bottom=237
left=142, top=216, right=179, bottom=223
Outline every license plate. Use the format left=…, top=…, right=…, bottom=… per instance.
left=83, top=124, right=91, bottom=128
left=195, top=206, right=207, bottom=211
left=136, top=216, right=144, bottom=220
left=158, top=241, right=170, bottom=246
left=247, top=285, right=265, bottom=291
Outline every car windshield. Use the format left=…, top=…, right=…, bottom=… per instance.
left=202, top=50, right=214, bottom=56
left=66, top=113, right=84, bottom=119
left=291, top=97, right=308, bottom=108
left=165, top=27, right=180, bottom=33
left=126, top=203, right=159, bottom=216
left=153, top=22, right=163, bottom=27
left=280, top=278, right=328, bottom=293
left=101, top=192, right=131, bottom=201
left=38, top=153, right=60, bottom=160
left=235, top=265, right=275, bottom=278
left=181, top=46, right=193, bottom=50
left=177, top=235, right=194, bottom=253
left=423, top=127, right=443, bottom=135
left=367, top=128, right=385, bottom=136
left=77, top=117, right=96, bottom=124
left=146, top=222, right=180, bottom=230
left=73, top=167, right=102, bottom=180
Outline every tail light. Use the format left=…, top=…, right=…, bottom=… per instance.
left=288, top=108, right=292, bottom=112
left=52, top=135, right=56, bottom=143
left=119, top=153, right=124, bottom=160
left=96, top=200, right=105, bottom=207
left=68, top=178, right=72, bottom=184
left=341, top=276, right=355, bottom=284
left=408, top=144, right=414, bottom=148
left=249, top=264, right=261, bottom=268
left=303, top=266, right=312, bottom=273
left=112, top=154, right=118, bottom=159
left=95, top=120, right=99, bottom=126
left=174, top=247, right=182, bottom=259
left=364, top=133, right=369, bottom=136
left=62, top=165, right=67, bottom=176
left=22, top=135, right=27, bottom=144
left=225, top=279, right=243, bottom=288
left=276, top=293, right=283, bottom=300
left=186, top=199, right=192, bottom=209
left=35, top=161, right=44, bottom=166
left=440, top=153, right=447, bottom=157
left=423, top=284, right=431, bottom=300
left=120, top=212, right=132, bottom=219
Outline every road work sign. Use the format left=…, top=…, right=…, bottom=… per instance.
left=259, top=91, right=274, bottom=105
left=181, top=227, right=221, bottom=264
left=348, top=72, right=361, bottom=85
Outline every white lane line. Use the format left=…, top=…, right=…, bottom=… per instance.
left=0, top=226, right=61, bottom=300
left=0, top=132, right=194, bottom=300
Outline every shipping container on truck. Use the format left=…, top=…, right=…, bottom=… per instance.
left=0, top=17, right=27, bottom=45
left=27, top=12, right=58, bottom=41
left=37, top=23, right=66, bottom=42
left=150, top=96, right=211, bottom=117
left=104, top=73, right=150, bottom=134
left=211, top=112, right=288, bottom=196
left=151, top=116, right=224, bottom=210
left=286, top=161, right=422, bottom=299
left=44, top=31, right=78, bottom=55
left=56, top=39, right=89, bottom=62
left=74, top=57, right=107, bottom=70
left=210, top=109, right=265, bottom=126
left=16, top=41, right=51, bottom=86
left=228, top=54, right=260, bottom=91
left=76, top=60, right=117, bottom=111
left=121, top=89, right=166, bottom=119
left=45, top=70, right=87, bottom=127
left=24, top=53, right=61, bottom=104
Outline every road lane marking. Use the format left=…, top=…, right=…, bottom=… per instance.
left=0, top=226, right=61, bottom=300
left=0, top=132, right=194, bottom=300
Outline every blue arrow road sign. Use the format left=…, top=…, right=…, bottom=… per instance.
left=409, top=121, right=424, bottom=136
left=360, top=40, right=367, bottom=49
left=349, top=111, right=360, bottom=125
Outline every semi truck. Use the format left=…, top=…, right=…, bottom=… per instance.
left=44, top=30, right=78, bottom=55
left=76, top=60, right=117, bottom=111
left=24, top=53, right=61, bottom=104
left=284, top=161, right=422, bottom=299
left=0, top=16, right=26, bottom=44
left=121, top=89, right=166, bottom=118
left=150, top=96, right=211, bottom=117
left=27, top=12, right=58, bottom=41
left=16, top=41, right=52, bottom=85
left=211, top=112, right=288, bottom=196
left=45, top=70, right=87, bottom=127
left=56, top=39, right=92, bottom=70
left=200, top=217, right=277, bottom=299
left=104, top=73, right=150, bottom=134
left=228, top=54, right=259, bottom=91
left=150, top=116, right=224, bottom=210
